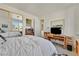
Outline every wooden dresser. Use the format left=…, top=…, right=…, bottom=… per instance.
left=75, top=40, right=79, bottom=55
left=44, top=32, right=71, bottom=48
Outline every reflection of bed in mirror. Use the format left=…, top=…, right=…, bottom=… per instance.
left=25, top=28, right=34, bottom=35
left=11, top=13, right=23, bottom=32
left=0, top=32, right=57, bottom=56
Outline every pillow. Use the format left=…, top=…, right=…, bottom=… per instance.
left=0, top=32, right=9, bottom=38
left=8, top=32, right=21, bottom=37
left=0, top=32, right=22, bottom=38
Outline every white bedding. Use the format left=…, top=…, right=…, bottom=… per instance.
left=25, top=35, right=57, bottom=55
left=0, top=35, right=57, bottom=56
left=0, top=32, right=21, bottom=38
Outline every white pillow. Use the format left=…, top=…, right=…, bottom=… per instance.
left=0, top=32, right=9, bottom=38
left=0, top=32, right=21, bottom=38
left=7, top=32, right=21, bottom=37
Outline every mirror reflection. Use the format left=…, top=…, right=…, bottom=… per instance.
left=0, top=10, right=9, bottom=33
left=11, top=13, right=23, bottom=32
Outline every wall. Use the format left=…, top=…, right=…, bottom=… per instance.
left=0, top=4, right=40, bottom=36
left=74, top=7, right=79, bottom=36
left=64, top=7, right=76, bottom=36
left=73, top=6, right=79, bottom=38
left=51, top=19, right=64, bottom=27
left=34, top=17, right=41, bottom=36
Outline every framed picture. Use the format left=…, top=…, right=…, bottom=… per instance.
left=26, top=18, right=32, bottom=26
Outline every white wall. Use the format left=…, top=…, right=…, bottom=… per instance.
left=64, top=7, right=76, bottom=36
left=74, top=7, right=79, bottom=36
left=34, top=17, right=41, bottom=36
left=73, top=6, right=79, bottom=38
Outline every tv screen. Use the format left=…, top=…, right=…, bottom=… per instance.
left=51, top=27, right=61, bottom=34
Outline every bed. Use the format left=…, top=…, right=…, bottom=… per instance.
left=0, top=32, right=57, bottom=56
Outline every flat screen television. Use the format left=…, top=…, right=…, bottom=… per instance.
left=51, top=27, right=61, bottom=34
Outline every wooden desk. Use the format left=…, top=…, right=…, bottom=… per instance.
left=44, top=32, right=70, bottom=48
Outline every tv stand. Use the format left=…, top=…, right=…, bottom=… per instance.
left=44, top=32, right=71, bottom=48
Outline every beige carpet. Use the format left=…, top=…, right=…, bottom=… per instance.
left=52, top=41, right=75, bottom=56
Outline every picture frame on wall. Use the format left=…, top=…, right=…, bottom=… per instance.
left=26, top=18, right=32, bottom=26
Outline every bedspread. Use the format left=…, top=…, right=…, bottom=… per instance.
left=0, top=36, right=57, bottom=56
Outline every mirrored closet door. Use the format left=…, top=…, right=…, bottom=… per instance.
left=0, top=9, right=9, bottom=33
left=0, top=9, right=23, bottom=35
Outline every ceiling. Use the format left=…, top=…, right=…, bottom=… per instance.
left=5, top=3, right=76, bottom=17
